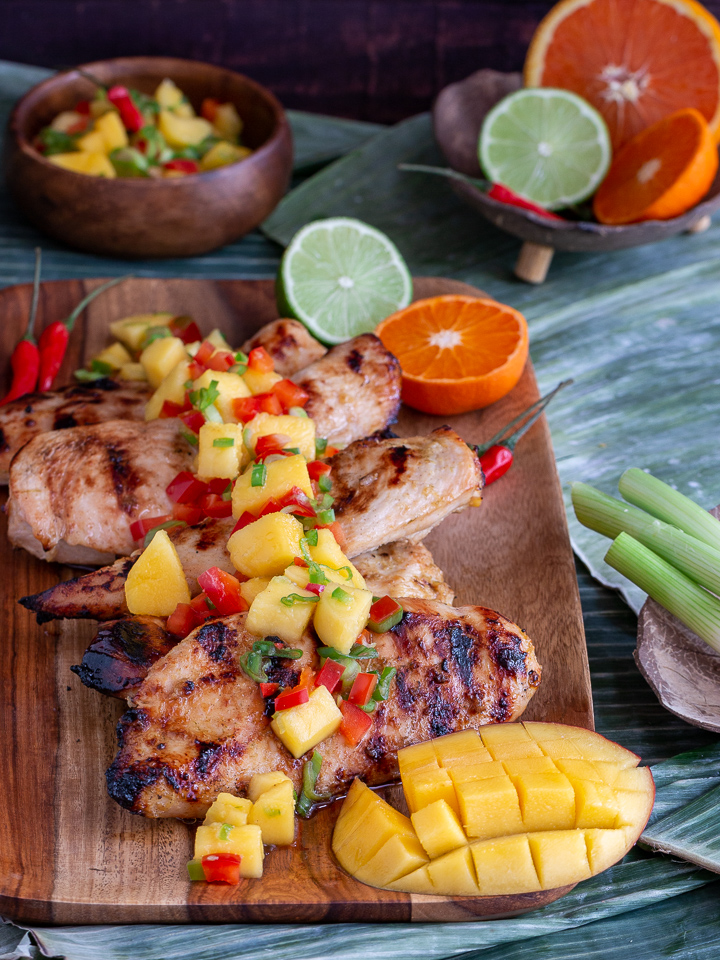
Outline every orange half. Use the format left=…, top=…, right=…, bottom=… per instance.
left=524, top=0, right=720, bottom=149
left=375, top=296, right=529, bottom=416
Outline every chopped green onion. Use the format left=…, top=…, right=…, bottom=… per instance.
left=280, top=592, right=321, bottom=607
left=315, top=438, right=328, bottom=457
left=221, top=482, right=233, bottom=501
left=372, top=666, right=396, bottom=702
left=179, top=427, right=199, bottom=447
left=336, top=565, right=353, bottom=581
left=332, top=586, right=352, bottom=605
left=359, top=700, right=377, bottom=713
left=251, top=463, right=267, bottom=487
left=309, top=565, right=328, bottom=585
left=318, top=644, right=378, bottom=660
left=243, top=426, right=254, bottom=451
left=142, top=326, right=172, bottom=348
left=234, top=351, right=249, bottom=364
left=213, top=437, right=235, bottom=448
left=240, top=650, right=268, bottom=683
left=287, top=447, right=301, bottom=455
left=618, top=468, right=720, bottom=552
left=317, top=508, right=336, bottom=525
left=203, top=404, right=223, bottom=424
left=318, top=474, right=332, bottom=494
left=205, top=596, right=217, bottom=610
left=143, top=519, right=186, bottom=548
left=572, top=482, right=720, bottom=596
left=219, top=823, right=233, bottom=841
left=289, top=407, right=308, bottom=418
left=605, top=532, right=720, bottom=653
left=230, top=363, right=248, bottom=376
left=305, top=528, right=319, bottom=547
left=189, top=381, right=220, bottom=413
left=296, top=751, right=324, bottom=817
left=74, top=368, right=107, bottom=382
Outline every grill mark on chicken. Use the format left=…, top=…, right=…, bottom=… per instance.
left=346, top=349, right=363, bottom=374
left=197, top=621, right=233, bottom=662
left=105, top=599, right=540, bottom=817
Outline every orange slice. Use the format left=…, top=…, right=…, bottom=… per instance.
left=524, top=0, right=720, bottom=150
left=593, top=108, right=719, bottom=224
left=375, top=296, right=529, bottom=416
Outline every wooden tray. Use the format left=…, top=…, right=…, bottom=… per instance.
left=0, top=276, right=591, bottom=924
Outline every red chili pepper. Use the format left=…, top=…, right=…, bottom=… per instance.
left=293, top=557, right=308, bottom=568
left=163, top=159, right=200, bottom=175
left=254, top=434, right=292, bottom=460
left=129, top=515, right=172, bottom=541
left=187, top=359, right=206, bottom=381
left=160, top=399, right=188, bottom=419
left=1, top=249, right=42, bottom=404
left=272, top=378, right=309, bottom=411
left=305, top=582, right=325, bottom=597
left=486, top=183, right=565, bottom=221
left=180, top=410, right=206, bottom=434
left=257, top=498, right=282, bottom=518
left=339, top=699, right=373, bottom=746
left=206, top=477, right=232, bottom=495
left=197, top=567, right=248, bottom=616
left=36, top=274, right=131, bottom=392
left=195, top=341, right=217, bottom=366
left=190, top=592, right=214, bottom=620
left=167, top=602, right=198, bottom=638
left=201, top=853, right=242, bottom=884
left=259, top=682, right=279, bottom=698
left=276, top=486, right=316, bottom=518
left=247, top=346, right=274, bottom=372
left=314, top=659, right=345, bottom=694
left=307, top=460, right=332, bottom=482
left=65, top=118, right=89, bottom=135
left=348, top=672, right=378, bottom=706
left=472, top=380, right=573, bottom=486
left=274, top=686, right=310, bottom=711
left=169, top=316, right=202, bottom=344
left=107, top=85, right=144, bottom=132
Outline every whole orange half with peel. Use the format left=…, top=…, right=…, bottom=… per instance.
left=593, top=108, right=719, bottom=224
left=524, top=0, right=720, bottom=150
left=375, top=296, right=529, bottom=416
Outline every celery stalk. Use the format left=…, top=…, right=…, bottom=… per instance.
left=572, top=482, right=720, bottom=595
left=605, top=533, right=720, bottom=653
left=619, top=468, right=720, bottom=551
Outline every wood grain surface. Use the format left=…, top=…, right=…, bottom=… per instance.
left=0, top=276, right=590, bottom=924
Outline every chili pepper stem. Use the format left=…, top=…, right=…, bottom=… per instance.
left=398, top=162, right=491, bottom=192
left=64, top=275, right=133, bottom=331
left=471, top=379, right=573, bottom=457
left=23, top=247, right=42, bottom=343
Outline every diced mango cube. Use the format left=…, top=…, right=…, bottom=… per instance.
left=244, top=412, right=316, bottom=462
left=246, top=575, right=317, bottom=644
left=204, top=793, right=252, bottom=828
left=205, top=329, right=233, bottom=352
left=573, top=779, right=619, bottom=829
left=196, top=422, right=244, bottom=480
left=313, top=583, right=373, bottom=656
left=353, top=832, right=429, bottom=888
left=200, top=140, right=251, bottom=170
left=308, top=530, right=366, bottom=589
left=514, top=772, right=576, bottom=832
left=228, top=512, right=304, bottom=578
left=425, top=845, right=479, bottom=896
left=48, top=151, right=116, bottom=178
left=144, top=359, right=192, bottom=421
left=140, top=336, right=189, bottom=388
left=194, top=822, right=264, bottom=878
left=249, top=779, right=296, bottom=845
left=95, top=110, right=128, bottom=151
left=584, top=828, right=629, bottom=874
left=449, top=761, right=506, bottom=784
left=271, top=684, right=342, bottom=759
left=411, top=799, right=467, bottom=859
left=528, top=830, right=592, bottom=888
left=398, top=741, right=439, bottom=777
left=213, top=101, right=243, bottom=141
left=158, top=109, right=213, bottom=148
left=117, top=362, right=147, bottom=381
left=385, top=865, right=435, bottom=894
left=110, top=312, right=174, bottom=351
left=239, top=577, right=272, bottom=606
left=248, top=771, right=292, bottom=803
left=471, top=835, right=541, bottom=896
left=76, top=130, right=106, bottom=153
left=232, top=455, right=313, bottom=518
left=191, top=368, right=251, bottom=424
left=554, top=759, right=606, bottom=783
left=455, top=776, right=523, bottom=840
left=93, top=341, right=132, bottom=370
left=503, top=757, right=558, bottom=778
left=432, top=730, right=492, bottom=768
left=124, top=529, right=190, bottom=616
left=404, top=767, right=459, bottom=815
left=242, top=368, right=283, bottom=395
left=154, top=77, right=185, bottom=109
left=332, top=781, right=416, bottom=874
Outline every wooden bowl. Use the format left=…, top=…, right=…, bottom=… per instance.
left=4, top=57, right=293, bottom=258
left=432, top=70, right=720, bottom=282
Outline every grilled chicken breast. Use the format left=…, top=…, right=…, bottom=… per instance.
left=0, top=379, right=151, bottom=484
left=106, top=599, right=541, bottom=817
left=294, top=334, right=401, bottom=447
left=241, top=319, right=326, bottom=376
left=7, top=419, right=195, bottom=565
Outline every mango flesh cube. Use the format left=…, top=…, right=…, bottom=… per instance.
left=573, top=780, right=619, bottom=829
left=503, top=757, right=558, bottom=778
left=554, top=759, right=606, bottom=783
left=192, top=368, right=251, bottom=424
left=539, top=740, right=586, bottom=761
left=228, top=512, right=304, bottom=578
left=353, top=833, right=429, bottom=887
left=411, top=799, right=467, bottom=859
left=94, top=342, right=132, bottom=370
left=239, top=577, right=272, bottom=606
left=144, top=359, right=192, bottom=420
left=248, top=771, right=292, bottom=803
left=242, top=369, right=283, bottom=395
left=515, top=772, right=576, bottom=832
left=194, top=822, right=265, bottom=877
left=284, top=563, right=364, bottom=593
left=584, top=829, right=629, bottom=874
left=118, top=362, right=147, bottom=382
left=480, top=723, right=535, bottom=748
left=471, top=835, right=541, bottom=896
left=155, top=77, right=184, bottom=108
left=204, top=794, right=252, bottom=828
left=271, top=684, right=342, bottom=759
left=308, top=530, right=366, bottom=589
left=386, top=865, right=435, bottom=894
left=246, top=575, right=317, bottom=644
left=449, top=761, right=506, bottom=784
left=592, top=762, right=623, bottom=786
left=95, top=110, right=128, bottom=151
left=76, top=130, right=106, bottom=153
left=404, top=767, right=459, bottom=816
left=332, top=783, right=416, bottom=875
left=528, top=830, right=592, bottom=888
left=110, top=312, right=174, bottom=351
left=425, top=845, right=479, bottom=896
left=432, top=730, right=491, bottom=767
left=249, top=780, right=296, bottom=845
left=614, top=788, right=655, bottom=829
left=566, top=729, right=640, bottom=767
left=244, top=412, right=316, bottom=462
left=398, top=741, right=440, bottom=774
left=197, top=423, right=244, bottom=480
left=140, top=336, right=188, bottom=388
left=232, top=455, right=313, bottom=518
left=313, top=583, right=373, bottom=656
left=455, top=776, right=524, bottom=840
left=158, top=109, right=213, bottom=148
left=125, top=529, right=190, bottom=616
left=205, top=329, right=233, bottom=352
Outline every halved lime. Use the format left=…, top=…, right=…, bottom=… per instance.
left=479, top=88, right=612, bottom=209
left=276, top=218, right=413, bottom=345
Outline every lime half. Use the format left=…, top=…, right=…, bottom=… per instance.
left=479, top=88, right=612, bottom=209
left=277, top=218, right=413, bottom=345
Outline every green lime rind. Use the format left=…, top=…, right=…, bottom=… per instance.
left=277, top=217, right=413, bottom=345
left=479, top=87, right=612, bottom=209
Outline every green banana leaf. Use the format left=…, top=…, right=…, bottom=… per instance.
left=642, top=784, right=720, bottom=873
left=262, top=112, right=720, bottom=614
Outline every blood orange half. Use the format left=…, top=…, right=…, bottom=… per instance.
left=524, top=0, right=720, bottom=150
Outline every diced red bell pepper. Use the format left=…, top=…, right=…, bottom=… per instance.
left=75, top=99, right=91, bottom=115
left=166, top=471, right=209, bottom=504
left=339, top=699, right=373, bottom=746
left=163, top=158, right=200, bottom=175
left=201, top=493, right=233, bottom=519
left=201, top=853, right=242, bottom=884
left=160, top=398, right=192, bottom=418
left=272, top=379, right=309, bottom=411
left=247, top=346, right=274, bottom=372
left=314, top=658, right=344, bottom=694
left=201, top=97, right=221, bottom=122
left=180, top=410, right=206, bottom=434
left=257, top=498, right=282, bottom=518
left=172, top=502, right=204, bottom=525
left=197, top=566, right=249, bottom=616
left=195, top=340, right=217, bottom=366
left=318, top=520, right=346, bottom=550
left=325, top=446, right=339, bottom=457
left=129, top=514, right=171, bottom=541
left=348, top=672, right=378, bottom=707
left=274, top=686, right=310, bottom=711
left=256, top=392, right=283, bottom=416
left=259, top=682, right=279, bottom=698
left=190, top=592, right=214, bottom=619
left=276, top=486, right=316, bottom=518
left=187, top=359, right=206, bottom=381
left=170, top=316, right=203, bottom=345
left=207, top=477, right=232, bottom=495
left=232, top=511, right=258, bottom=534
left=306, top=582, right=325, bottom=597
left=167, top=602, right=198, bottom=637
left=368, top=595, right=403, bottom=632
left=232, top=396, right=263, bottom=423
left=66, top=118, right=89, bottom=135
left=107, top=85, right=144, bottom=132
left=205, top=350, right=235, bottom=372
left=307, top=460, right=332, bottom=482
left=254, top=434, right=292, bottom=460
left=293, top=557, right=309, bottom=568
left=297, top=665, right=315, bottom=688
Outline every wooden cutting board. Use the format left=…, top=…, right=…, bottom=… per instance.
left=0, top=276, right=591, bottom=924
